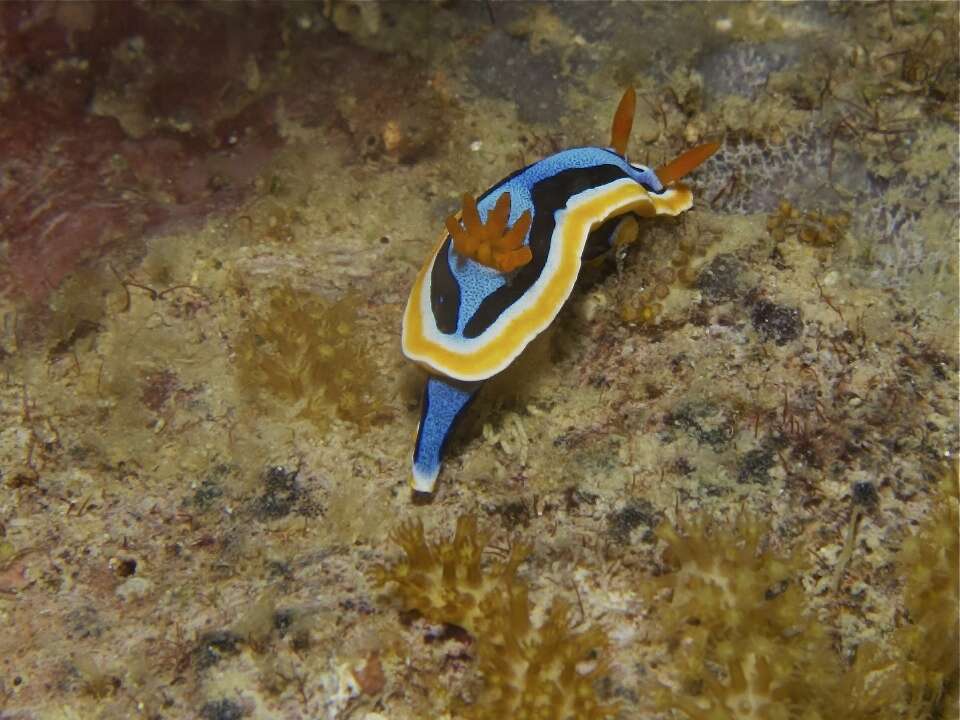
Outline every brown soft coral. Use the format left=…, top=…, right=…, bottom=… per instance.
left=470, top=596, right=612, bottom=720
left=445, top=192, right=533, bottom=273
left=891, top=463, right=960, bottom=716
left=372, top=515, right=616, bottom=720
left=371, top=515, right=523, bottom=636
left=236, top=285, right=384, bottom=430
left=648, top=494, right=960, bottom=720
left=648, top=513, right=839, bottom=719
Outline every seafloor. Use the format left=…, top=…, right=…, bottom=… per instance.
left=0, top=2, right=957, bottom=719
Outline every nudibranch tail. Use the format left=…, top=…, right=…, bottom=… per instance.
left=610, top=87, right=636, bottom=156
left=655, top=141, right=721, bottom=186
left=445, top=192, right=533, bottom=272
left=411, top=375, right=482, bottom=493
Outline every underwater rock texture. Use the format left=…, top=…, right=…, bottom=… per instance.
left=0, top=2, right=957, bottom=719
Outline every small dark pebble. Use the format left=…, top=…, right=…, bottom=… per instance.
left=852, top=481, right=879, bottom=507
left=254, top=466, right=319, bottom=519
left=192, top=479, right=224, bottom=511
left=564, top=486, right=599, bottom=513
left=200, top=699, right=245, bottom=720
left=696, top=254, right=742, bottom=303
left=674, top=456, right=695, bottom=476
left=738, top=448, right=776, bottom=485
left=750, top=298, right=802, bottom=345
left=665, top=402, right=736, bottom=451
left=193, top=631, right=241, bottom=670
left=608, top=500, right=661, bottom=543
left=115, top=558, right=137, bottom=577
left=273, top=609, right=295, bottom=636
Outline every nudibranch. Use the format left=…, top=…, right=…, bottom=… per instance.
left=402, top=88, right=719, bottom=493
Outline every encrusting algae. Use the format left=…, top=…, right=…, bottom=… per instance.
left=371, top=515, right=617, bottom=720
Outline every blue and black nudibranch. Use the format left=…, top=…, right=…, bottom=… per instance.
left=402, top=88, right=719, bottom=493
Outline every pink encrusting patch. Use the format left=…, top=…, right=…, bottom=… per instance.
left=0, top=3, right=289, bottom=302
left=0, top=104, right=282, bottom=301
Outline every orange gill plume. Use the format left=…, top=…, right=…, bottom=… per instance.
left=445, top=192, right=533, bottom=273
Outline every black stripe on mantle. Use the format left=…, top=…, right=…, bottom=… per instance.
left=462, top=163, right=629, bottom=338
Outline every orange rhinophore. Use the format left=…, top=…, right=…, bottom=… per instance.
left=655, top=141, right=721, bottom=186
left=610, top=87, right=636, bottom=156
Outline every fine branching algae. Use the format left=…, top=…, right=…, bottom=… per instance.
left=372, top=515, right=617, bottom=720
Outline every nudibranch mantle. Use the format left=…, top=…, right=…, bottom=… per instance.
left=402, top=89, right=719, bottom=493
left=403, top=147, right=692, bottom=383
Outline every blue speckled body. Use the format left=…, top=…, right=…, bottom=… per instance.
left=408, top=147, right=671, bottom=491
left=446, top=147, right=664, bottom=337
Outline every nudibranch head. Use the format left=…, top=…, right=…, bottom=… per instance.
left=402, top=89, right=719, bottom=492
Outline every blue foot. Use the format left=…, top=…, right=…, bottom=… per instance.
left=411, top=375, right=482, bottom=493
